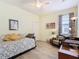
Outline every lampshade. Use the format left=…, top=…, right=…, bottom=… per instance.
left=71, top=16, right=78, bottom=20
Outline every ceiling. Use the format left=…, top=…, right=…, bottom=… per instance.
left=0, top=0, right=79, bottom=15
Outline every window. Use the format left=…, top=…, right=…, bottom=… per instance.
left=59, top=14, right=72, bottom=37
left=59, top=13, right=76, bottom=37
left=61, top=14, right=70, bottom=36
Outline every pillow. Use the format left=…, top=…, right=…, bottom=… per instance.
left=4, top=33, right=23, bottom=41
left=0, top=35, right=5, bottom=42
left=25, top=33, right=35, bottom=39
left=4, top=34, right=11, bottom=41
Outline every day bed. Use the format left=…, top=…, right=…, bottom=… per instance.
left=0, top=34, right=36, bottom=59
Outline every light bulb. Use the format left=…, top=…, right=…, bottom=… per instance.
left=35, top=0, right=42, bottom=8
left=36, top=2, right=42, bottom=8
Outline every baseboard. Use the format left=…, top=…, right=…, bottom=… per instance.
left=8, top=45, right=37, bottom=59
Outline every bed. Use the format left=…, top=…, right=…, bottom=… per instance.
left=0, top=38, right=36, bottom=59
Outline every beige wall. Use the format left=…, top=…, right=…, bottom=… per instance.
left=39, top=7, right=78, bottom=41
left=77, top=4, right=79, bottom=37
left=0, top=1, right=40, bottom=40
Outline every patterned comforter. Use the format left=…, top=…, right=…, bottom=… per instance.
left=0, top=38, right=35, bottom=59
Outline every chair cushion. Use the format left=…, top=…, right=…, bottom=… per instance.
left=53, top=40, right=59, bottom=45
left=53, top=40, right=59, bottom=43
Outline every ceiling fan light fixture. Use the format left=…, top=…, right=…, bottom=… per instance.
left=36, top=1, right=42, bottom=8
left=35, top=0, right=50, bottom=8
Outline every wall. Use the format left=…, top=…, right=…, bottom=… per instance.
left=77, top=4, right=79, bottom=37
left=39, top=7, right=78, bottom=41
left=0, top=1, right=40, bottom=40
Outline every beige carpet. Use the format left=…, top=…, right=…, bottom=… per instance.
left=16, top=41, right=58, bottom=59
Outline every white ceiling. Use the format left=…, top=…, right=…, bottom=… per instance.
left=0, top=0, right=79, bottom=15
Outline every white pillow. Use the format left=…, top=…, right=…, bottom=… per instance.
left=0, top=35, right=5, bottom=42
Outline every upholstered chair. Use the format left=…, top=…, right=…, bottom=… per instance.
left=50, top=35, right=65, bottom=47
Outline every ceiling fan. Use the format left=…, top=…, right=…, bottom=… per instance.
left=35, top=0, right=50, bottom=8
left=35, top=0, right=65, bottom=8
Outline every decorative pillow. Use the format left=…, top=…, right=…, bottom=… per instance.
left=4, top=34, right=11, bottom=41
left=4, top=33, right=23, bottom=41
left=25, top=33, right=35, bottom=39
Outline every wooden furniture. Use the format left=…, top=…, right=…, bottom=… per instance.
left=58, top=40, right=79, bottom=59
left=64, top=40, right=79, bottom=45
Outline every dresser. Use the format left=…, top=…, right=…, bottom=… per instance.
left=58, top=40, right=79, bottom=59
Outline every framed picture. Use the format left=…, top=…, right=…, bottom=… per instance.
left=9, top=19, right=19, bottom=30
left=46, top=22, right=55, bottom=29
